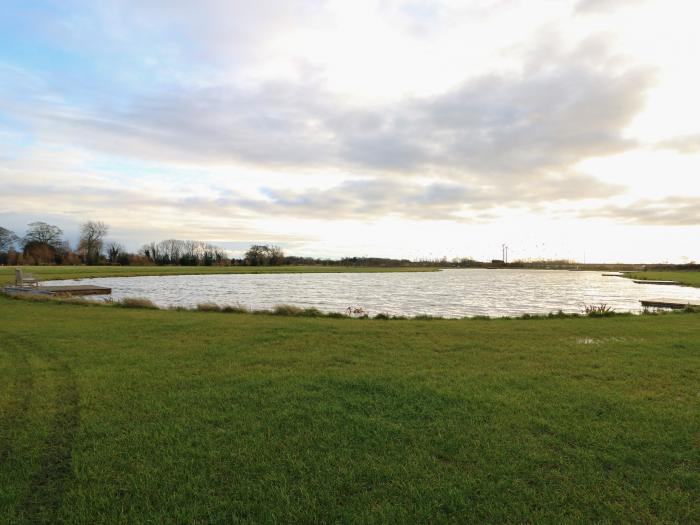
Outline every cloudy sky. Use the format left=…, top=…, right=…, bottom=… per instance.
left=1, top=0, right=699, bottom=262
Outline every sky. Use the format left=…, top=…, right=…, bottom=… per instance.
left=1, top=0, right=699, bottom=263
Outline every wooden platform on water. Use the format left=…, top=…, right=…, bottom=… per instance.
left=3, top=285, right=111, bottom=296
left=633, top=280, right=678, bottom=285
left=640, top=298, right=700, bottom=309
left=602, top=273, right=624, bottom=277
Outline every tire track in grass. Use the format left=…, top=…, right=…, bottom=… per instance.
left=0, top=339, right=34, bottom=466
left=15, top=335, right=80, bottom=525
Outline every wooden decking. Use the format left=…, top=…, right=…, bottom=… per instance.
left=632, top=280, right=678, bottom=285
left=3, top=285, right=111, bottom=296
left=640, top=298, right=700, bottom=309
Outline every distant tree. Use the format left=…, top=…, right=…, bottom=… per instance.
left=105, top=241, right=125, bottom=264
left=140, top=239, right=227, bottom=266
left=0, top=226, right=20, bottom=253
left=24, top=221, right=63, bottom=248
left=0, top=227, right=21, bottom=264
left=79, top=221, right=108, bottom=264
left=23, top=222, right=65, bottom=264
left=244, top=245, right=285, bottom=266
left=52, top=240, right=74, bottom=265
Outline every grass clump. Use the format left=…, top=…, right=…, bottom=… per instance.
left=196, top=302, right=250, bottom=313
left=118, top=297, right=158, bottom=309
left=221, top=304, right=249, bottom=314
left=584, top=304, right=614, bottom=317
left=270, top=304, right=326, bottom=317
left=196, top=302, right=222, bottom=312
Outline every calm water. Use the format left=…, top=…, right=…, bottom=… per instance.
left=46, top=269, right=700, bottom=318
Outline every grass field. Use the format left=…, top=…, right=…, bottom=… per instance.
left=0, top=265, right=437, bottom=286
left=628, top=270, right=700, bottom=288
left=1, top=295, right=699, bottom=524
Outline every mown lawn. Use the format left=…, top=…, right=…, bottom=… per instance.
left=0, top=296, right=699, bottom=524
left=628, top=270, right=700, bottom=288
left=0, top=265, right=437, bottom=286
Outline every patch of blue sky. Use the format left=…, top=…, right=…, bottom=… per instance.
left=0, top=1, right=88, bottom=73
left=0, top=2, right=188, bottom=106
left=0, top=113, right=34, bottom=157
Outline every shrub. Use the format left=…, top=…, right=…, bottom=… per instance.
left=196, top=302, right=222, bottom=312
left=272, top=304, right=304, bottom=316
left=221, top=304, right=249, bottom=314
left=119, top=297, right=158, bottom=309
left=271, top=305, right=327, bottom=317
left=584, top=304, right=614, bottom=317
left=548, top=310, right=571, bottom=319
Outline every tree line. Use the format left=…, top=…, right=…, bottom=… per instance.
left=1, top=221, right=443, bottom=267
left=0, top=221, right=230, bottom=266
left=0, top=221, right=295, bottom=267
left=1, top=221, right=111, bottom=265
left=5, top=221, right=696, bottom=269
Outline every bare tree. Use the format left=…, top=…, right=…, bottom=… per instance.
left=79, top=221, right=108, bottom=264
left=105, top=242, right=125, bottom=263
left=0, top=227, right=20, bottom=253
left=24, top=222, right=64, bottom=248
left=140, top=239, right=227, bottom=265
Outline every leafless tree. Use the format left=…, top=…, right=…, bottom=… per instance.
left=140, top=239, right=227, bottom=265
left=0, top=227, right=20, bottom=253
left=105, top=242, right=125, bottom=263
left=23, top=222, right=64, bottom=248
left=79, top=221, right=108, bottom=264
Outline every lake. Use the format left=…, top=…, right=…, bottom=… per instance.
left=45, top=269, right=700, bottom=318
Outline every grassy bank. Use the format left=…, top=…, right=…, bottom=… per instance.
left=0, top=265, right=437, bottom=286
left=1, top=296, right=698, bottom=523
left=628, top=270, right=700, bottom=288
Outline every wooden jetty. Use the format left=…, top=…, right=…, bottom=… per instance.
left=632, top=280, right=678, bottom=285
left=3, top=285, right=111, bottom=296
left=602, top=273, right=624, bottom=277
left=640, top=298, right=700, bottom=309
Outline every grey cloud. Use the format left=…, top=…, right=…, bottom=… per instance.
left=335, top=63, right=652, bottom=177
left=1, top=168, right=621, bottom=228
left=226, top=174, right=622, bottom=222
left=11, top=44, right=653, bottom=193
left=0, top=24, right=654, bottom=217
left=577, top=197, right=700, bottom=225
left=253, top=180, right=484, bottom=221
left=0, top=182, right=313, bottom=248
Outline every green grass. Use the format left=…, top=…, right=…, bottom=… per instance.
left=0, top=265, right=437, bottom=286
left=627, top=270, right=700, bottom=288
left=1, top=296, right=698, bottom=523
